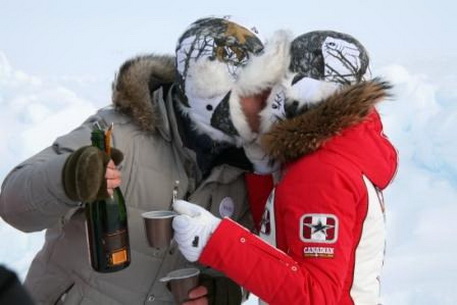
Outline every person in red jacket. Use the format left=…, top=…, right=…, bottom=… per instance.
left=172, top=30, right=398, bottom=305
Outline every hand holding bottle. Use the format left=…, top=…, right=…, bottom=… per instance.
left=62, top=145, right=123, bottom=202
left=105, top=159, right=122, bottom=197
left=81, top=123, right=131, bottom=273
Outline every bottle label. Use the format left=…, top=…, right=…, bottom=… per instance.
left=111, top=249, right=128, bottom=265
left=104, top=229, right=129, bottom=265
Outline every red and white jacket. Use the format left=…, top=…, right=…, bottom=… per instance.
left=200, top=80, right=398, bottom=305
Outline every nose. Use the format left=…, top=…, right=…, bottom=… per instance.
left=239, top=89, right=272, bottom=133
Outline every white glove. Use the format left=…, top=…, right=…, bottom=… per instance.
left=172, top=200, right=221, bottom=262
left=243, top=141, right=280, bottom=174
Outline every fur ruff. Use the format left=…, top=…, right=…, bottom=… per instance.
left=111, top=54, right=175, bottom=132
left=261, top=78, right=392, bottom=163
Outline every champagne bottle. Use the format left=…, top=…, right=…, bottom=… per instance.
left=85, top=123, right=131, bottom=273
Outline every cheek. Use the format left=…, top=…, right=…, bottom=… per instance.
left=241, top=101, right=260, bottom=117
left=241, top=94, right=268, bottom=116
left=240, top=102, right=261, bottom=133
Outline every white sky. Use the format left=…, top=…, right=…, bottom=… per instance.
left=1, top=2, right=457, bottom=304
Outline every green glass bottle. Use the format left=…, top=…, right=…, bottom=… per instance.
left=85, top=124, right=131, bottom=273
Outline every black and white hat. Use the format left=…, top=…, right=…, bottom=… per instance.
left=258, top=30, right=371, bottom=132
left=289, top=30, right=370, bottom=85
left=175, top=16, right=264, bottom=144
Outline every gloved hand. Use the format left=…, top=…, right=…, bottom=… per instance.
left=172, top=200, right=221, bottom=262
left=62, top=145, right=123, bottom=202
left=243, top=140, right=279, bottom=174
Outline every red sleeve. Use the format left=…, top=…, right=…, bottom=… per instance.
left=200, top=159, right=363, bottom=305
left=244, top=173, right=274, bottom=232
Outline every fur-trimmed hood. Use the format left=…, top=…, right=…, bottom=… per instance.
left=262, top=78, right=391, bottom=163
left=111, top=54, right=176, bottom=132
left=262, top=78, right=397, bottom=188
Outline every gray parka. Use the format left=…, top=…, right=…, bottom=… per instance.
left=0, top=55, right=253, bottom=305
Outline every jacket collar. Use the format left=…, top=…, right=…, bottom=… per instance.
left=261, top=78, right=392, bottom=164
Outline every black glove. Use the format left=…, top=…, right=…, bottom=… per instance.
left=62, top=146, right=123, bottom=202
left=199, top=273, right=242, bottom=305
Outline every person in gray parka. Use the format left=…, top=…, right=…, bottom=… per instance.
left=0, top=16, right=265, bottom=305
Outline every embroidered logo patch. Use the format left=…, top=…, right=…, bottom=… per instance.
left=303, top=246, right=335, bottom=258
left=300, top=214, right=338, bottom=244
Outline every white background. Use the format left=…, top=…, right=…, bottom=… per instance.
left=1, top=1, right=457, bottom=304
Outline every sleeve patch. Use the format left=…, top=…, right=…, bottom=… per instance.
left=300, top=214, right=339, bottom=244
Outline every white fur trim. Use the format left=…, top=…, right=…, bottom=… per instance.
left=229, top=30, right=293, bottom=142
left=289, top=77, right=341, bottom=105
left=236, top=30, right=292, bottom=96
left=185, top=58, right=233, bottom=99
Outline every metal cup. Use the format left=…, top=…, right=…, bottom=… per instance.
left=141, top=210, right=177, bottom=248
left=160, top=268, right=200, bottom=304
